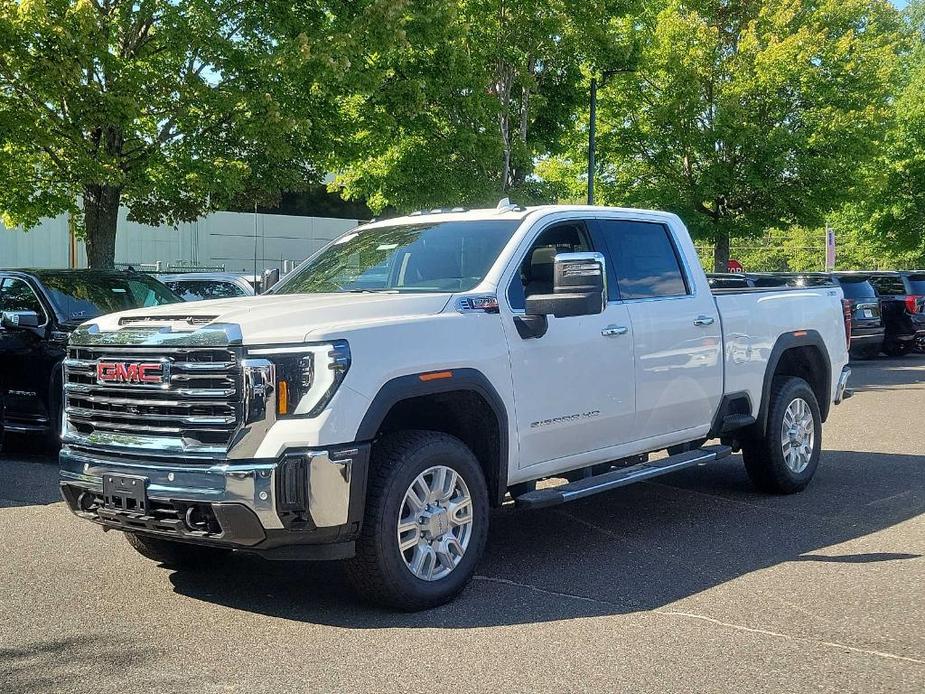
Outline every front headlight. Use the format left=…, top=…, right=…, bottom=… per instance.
left=244, top=341, right=351, bottom=419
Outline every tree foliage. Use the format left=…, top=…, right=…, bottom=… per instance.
left=0, top=0, right=921, bottom=271
left=0, top=0, right=394, bottom=266
left=825, top=0, right=925, bottom=268
left=332, top=0, right=635, bottom=213
left=542, top=0, right=906, bottom=271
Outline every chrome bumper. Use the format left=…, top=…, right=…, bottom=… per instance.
left=834, top=366, right=852, bottom=404
left=60, top=445, right=358, bottom=538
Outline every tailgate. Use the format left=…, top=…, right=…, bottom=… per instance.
left=851, top=299, right=882, bottom=328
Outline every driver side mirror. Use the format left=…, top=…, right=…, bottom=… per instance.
left=525, top=252, right=607, bottom=318
left=1, top=310, right=41, bottom=330
left=515, top=252, right=607, bottom=340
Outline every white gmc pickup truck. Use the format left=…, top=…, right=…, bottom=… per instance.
left=60, top=202, right=852, bottom=610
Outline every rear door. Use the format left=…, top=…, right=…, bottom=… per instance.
left=593, top=218, right=723, bottom=441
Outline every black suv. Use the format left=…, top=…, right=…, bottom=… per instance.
left=831, top=273, right=885, bottom=360
left=867, top=272, right=925, bottom=356
left=0, top=270, right=179, bottom=447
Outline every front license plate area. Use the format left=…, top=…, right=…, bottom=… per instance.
left=102, top=474, right=149, bottom=514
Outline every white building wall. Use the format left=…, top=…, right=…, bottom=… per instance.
left=0, top=209, right=359, bottom=273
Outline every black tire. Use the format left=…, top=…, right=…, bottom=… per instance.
left=124, top=532, right=230, bottom=569
left=741, top=377, right=822, bottom=494
left=345, top=430, right=489, bottom=611
left=850, top=345, right=879, bottom=361
left=883, top=341, right=912, bottom=357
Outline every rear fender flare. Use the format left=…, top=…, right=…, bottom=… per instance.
left=756, top=331, right=832, bottom=434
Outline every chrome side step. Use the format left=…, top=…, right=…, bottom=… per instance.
left=515, top=444, right=732, bottom=510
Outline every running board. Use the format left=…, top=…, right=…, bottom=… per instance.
left=515, top=444, right=732, bottom=510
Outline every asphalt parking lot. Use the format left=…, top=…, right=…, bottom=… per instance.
left=1, top=356, right=923, bottom=693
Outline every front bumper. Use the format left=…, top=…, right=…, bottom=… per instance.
left=59, top=443, right=369, bottom=559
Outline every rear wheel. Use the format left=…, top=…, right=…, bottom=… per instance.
left=741, top=377, right=821, bottom=494
left=850, top=345, right=879, bottom=360
left=883, top=341, right=912, bottom=357
left=124, top=532, right=230, bottom=569
left=345, top=430, right=489, bottom=611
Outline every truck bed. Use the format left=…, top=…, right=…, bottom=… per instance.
left=713, top=284, right=848, bottom=419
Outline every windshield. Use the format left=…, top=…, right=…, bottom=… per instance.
left=38, top=272, right=180, bottom=321
left=272, top=219, right=521, bottom=295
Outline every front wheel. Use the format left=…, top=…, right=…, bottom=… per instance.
left=345, top=431, right=489, bottom=611
left=741, top=376, right=822, bottom=494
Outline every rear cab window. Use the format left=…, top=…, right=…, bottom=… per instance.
left=594, top=219, right=689, bottom=299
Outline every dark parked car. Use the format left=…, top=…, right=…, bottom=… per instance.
left=0, top=269, right=179, bottom=447
left=831, top=273, right=884, bottom=360
left=158, top=272, right=255, bottom=302
left=867, top=272, right=925, bottom=356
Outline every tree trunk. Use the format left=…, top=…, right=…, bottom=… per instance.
left=83, top=183, right=121, bottom=269
left=713, top=227, right=730, bottom=273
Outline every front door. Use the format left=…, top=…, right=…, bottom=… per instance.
left=0, top=277, right=55, bottom=431
left=594, top=218, right=723, bottom=441
left=501, top=219, right=637, bottom=469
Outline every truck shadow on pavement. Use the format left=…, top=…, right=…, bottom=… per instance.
left=0, top=635, right=170, bottom=694
left=168, top=447, right=924, bottom=627
left=0, top=446, right=62, bottom=508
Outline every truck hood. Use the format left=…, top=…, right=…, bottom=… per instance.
left=83, top=292, right=453, bottom=344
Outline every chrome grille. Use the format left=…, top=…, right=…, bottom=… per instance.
left=64, top=346, right=242, bottom=447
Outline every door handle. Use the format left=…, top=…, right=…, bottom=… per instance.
left=693, top=315, right=715, bottom=327
left=602, top=325, right=628, bottom=337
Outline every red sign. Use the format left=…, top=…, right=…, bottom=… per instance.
left=727, top=259, right=744, bottom=273
left=97, top=361, right=167, bottom=386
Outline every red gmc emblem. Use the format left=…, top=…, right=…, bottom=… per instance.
left=96, top=360, right=168, bottom=386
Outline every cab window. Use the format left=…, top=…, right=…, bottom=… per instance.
left=507, top=222, right=592, bottom=310
left=0, top=278, right=47, bottom=325
left=596, top=220, right=689, bottom=299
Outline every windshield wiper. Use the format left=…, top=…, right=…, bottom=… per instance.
left=345, top=288, right=400, bottom=294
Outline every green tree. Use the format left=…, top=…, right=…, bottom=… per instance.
left=0, top=1, right=380, bottom=267
left=542, top=0, right=905, bottom=271
left=828, top=0, right=925, bottom=266
left=333, top=0, right=634, bottom=213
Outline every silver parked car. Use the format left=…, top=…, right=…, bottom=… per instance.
left=158, top=272, right=255, bottom=302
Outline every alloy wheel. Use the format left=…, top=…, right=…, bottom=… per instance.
left=397, top=465, right=474, bottom=581
left=780, top=397, right=815, bottom=474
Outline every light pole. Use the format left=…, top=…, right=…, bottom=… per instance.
left=588, top=77, right=597, bottom=205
